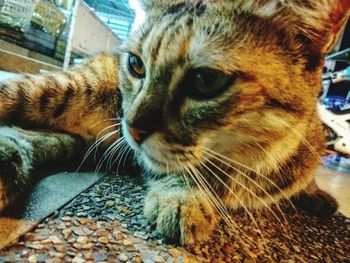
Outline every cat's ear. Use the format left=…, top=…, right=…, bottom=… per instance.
left=280, top=0, right=350, bottom=54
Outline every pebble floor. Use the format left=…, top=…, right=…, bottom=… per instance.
left=0, top=173, right=349, bottom=262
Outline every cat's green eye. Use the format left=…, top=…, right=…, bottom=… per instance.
left=127, top=53, right=145, bottom=78
left=187, top=69, right=235, bottom=99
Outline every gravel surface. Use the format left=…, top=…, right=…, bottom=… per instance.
left=0, top=172, right=349, bottom=262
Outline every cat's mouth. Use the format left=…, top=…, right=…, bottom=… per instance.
left=121, top=120, right=201, bottom=174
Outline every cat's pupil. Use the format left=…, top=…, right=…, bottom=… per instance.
left=195, top=72, right=215, bottom=92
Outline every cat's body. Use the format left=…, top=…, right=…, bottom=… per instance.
left=0, top=0, right=349, bottom=245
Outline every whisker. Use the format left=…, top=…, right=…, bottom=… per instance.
left=193, top=157, right=269, bottom=249
left=107, top=139, right=127, bottom=169
left=96, top=122, right=121, bottom=141
left=75, top=129, right=119, bottom=173
left=202, top=151, right=289, bottom=234
left=89, top=117, right=122, bottom=130
left=254, top=142, right=293, bottom=227
left=89, top=130, right=119, bottom=159
left=278, top=119, right=322, bottom=161
left=115, top=141, right=131, bottom=172
left=109, top=139, right=128, bottom=171
left=94, top=125, right=121, bottom=160
left=185, top=162, right=253, bottom=247
left=199, top=156, right=266, bottom=236
left=185, top=164, right=229, bottom=224
left=183, top=152, right=263, bottom=245
left=176, top=158, right=219, bottom=225
left=254, top=142, right=283, bottom=172
left=203, top=146, right=297, bottom=212
left=94, top=137, right=125, bottom=175
left=185, top=164, right=235, bottom=230
left=93, top=129, right=120, bottom=160
left=122, top=146, right=134, bottom=172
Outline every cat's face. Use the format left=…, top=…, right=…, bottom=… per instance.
left=119, top=0, right=349, bottom=174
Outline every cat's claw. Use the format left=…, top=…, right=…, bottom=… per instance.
left=144, top=187, right=217, bottom=245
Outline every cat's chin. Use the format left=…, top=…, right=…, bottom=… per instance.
left=140, top=152, right=177, bottom=174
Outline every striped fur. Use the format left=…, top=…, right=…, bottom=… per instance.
left=0, top=53, right=121, bottom=212
left=0, top=53, right=120, bottom=143
left=0, top=0, right=349, bottom=244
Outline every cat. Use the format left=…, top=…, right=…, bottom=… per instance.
left=0, top=0, right=349, bottom=245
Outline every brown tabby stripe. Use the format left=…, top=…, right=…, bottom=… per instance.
left=144, top=7, right=192, bottom=61
left=305, top=53, right=322, bottom=72
left=53, top=85, right=75, bottom=118
left=81, top=72, right=94, bottom=97
left=39, top=92, right=50, bottom=112
left=12, top=83, right=28, bottom=121
left=164, top=2, right=206, bottom=17
left=0, top=52, right=119, bottom=140
left=150, top=34, right=164, bottom=62
left=0, top=83, right=11, bottom=98
left=264, top=98, right=301, bottom=114
left=164, top=2, right=188, bottom=15
left=66, top=72, right=80, bottom=92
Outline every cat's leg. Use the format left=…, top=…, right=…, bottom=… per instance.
left=292, top=179, right=338, bottom=217
left=0, top=126, right=83, bottom=212
left=144, top=176, right=218, bottom=245
left=0, top=53, right=120, bottom=144
left=0, top=127, right=33, bottom=211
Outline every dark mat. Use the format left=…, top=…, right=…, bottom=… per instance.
left=0, top=171, right=105, bottom=250
left=0, top=173, right=349, bottom=262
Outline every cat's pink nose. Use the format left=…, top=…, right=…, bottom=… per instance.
left=127, top=126, right=149, bottom=145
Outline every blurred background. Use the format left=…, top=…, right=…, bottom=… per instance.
left=0, top=0, right=136, bottom=73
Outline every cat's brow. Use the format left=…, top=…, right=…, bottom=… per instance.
left=190, top=56, right=240, bottom=74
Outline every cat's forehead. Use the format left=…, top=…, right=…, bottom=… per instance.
left=130, top=0, right=288, bottom=50
left=124, top=0, right=349, bottom=72
left=139, top=0, right=285, bottom=17
left=126, top=14, right=235, bottom=72
left=136, top=0, right=350, bottom=36
left=125, top=1, right=281, bottom=71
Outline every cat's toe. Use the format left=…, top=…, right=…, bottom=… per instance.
left=144, top=189, right=217, bottom=245
left=293, top=189, right=338, bottom=217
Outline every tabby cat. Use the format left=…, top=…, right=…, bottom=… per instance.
left=0, top=0, right=349, bottom=245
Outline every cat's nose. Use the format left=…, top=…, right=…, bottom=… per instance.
left=127, top=126, right=150, bottom=145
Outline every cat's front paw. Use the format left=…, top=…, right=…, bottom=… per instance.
left=144, top=187, right=217, bottom=245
